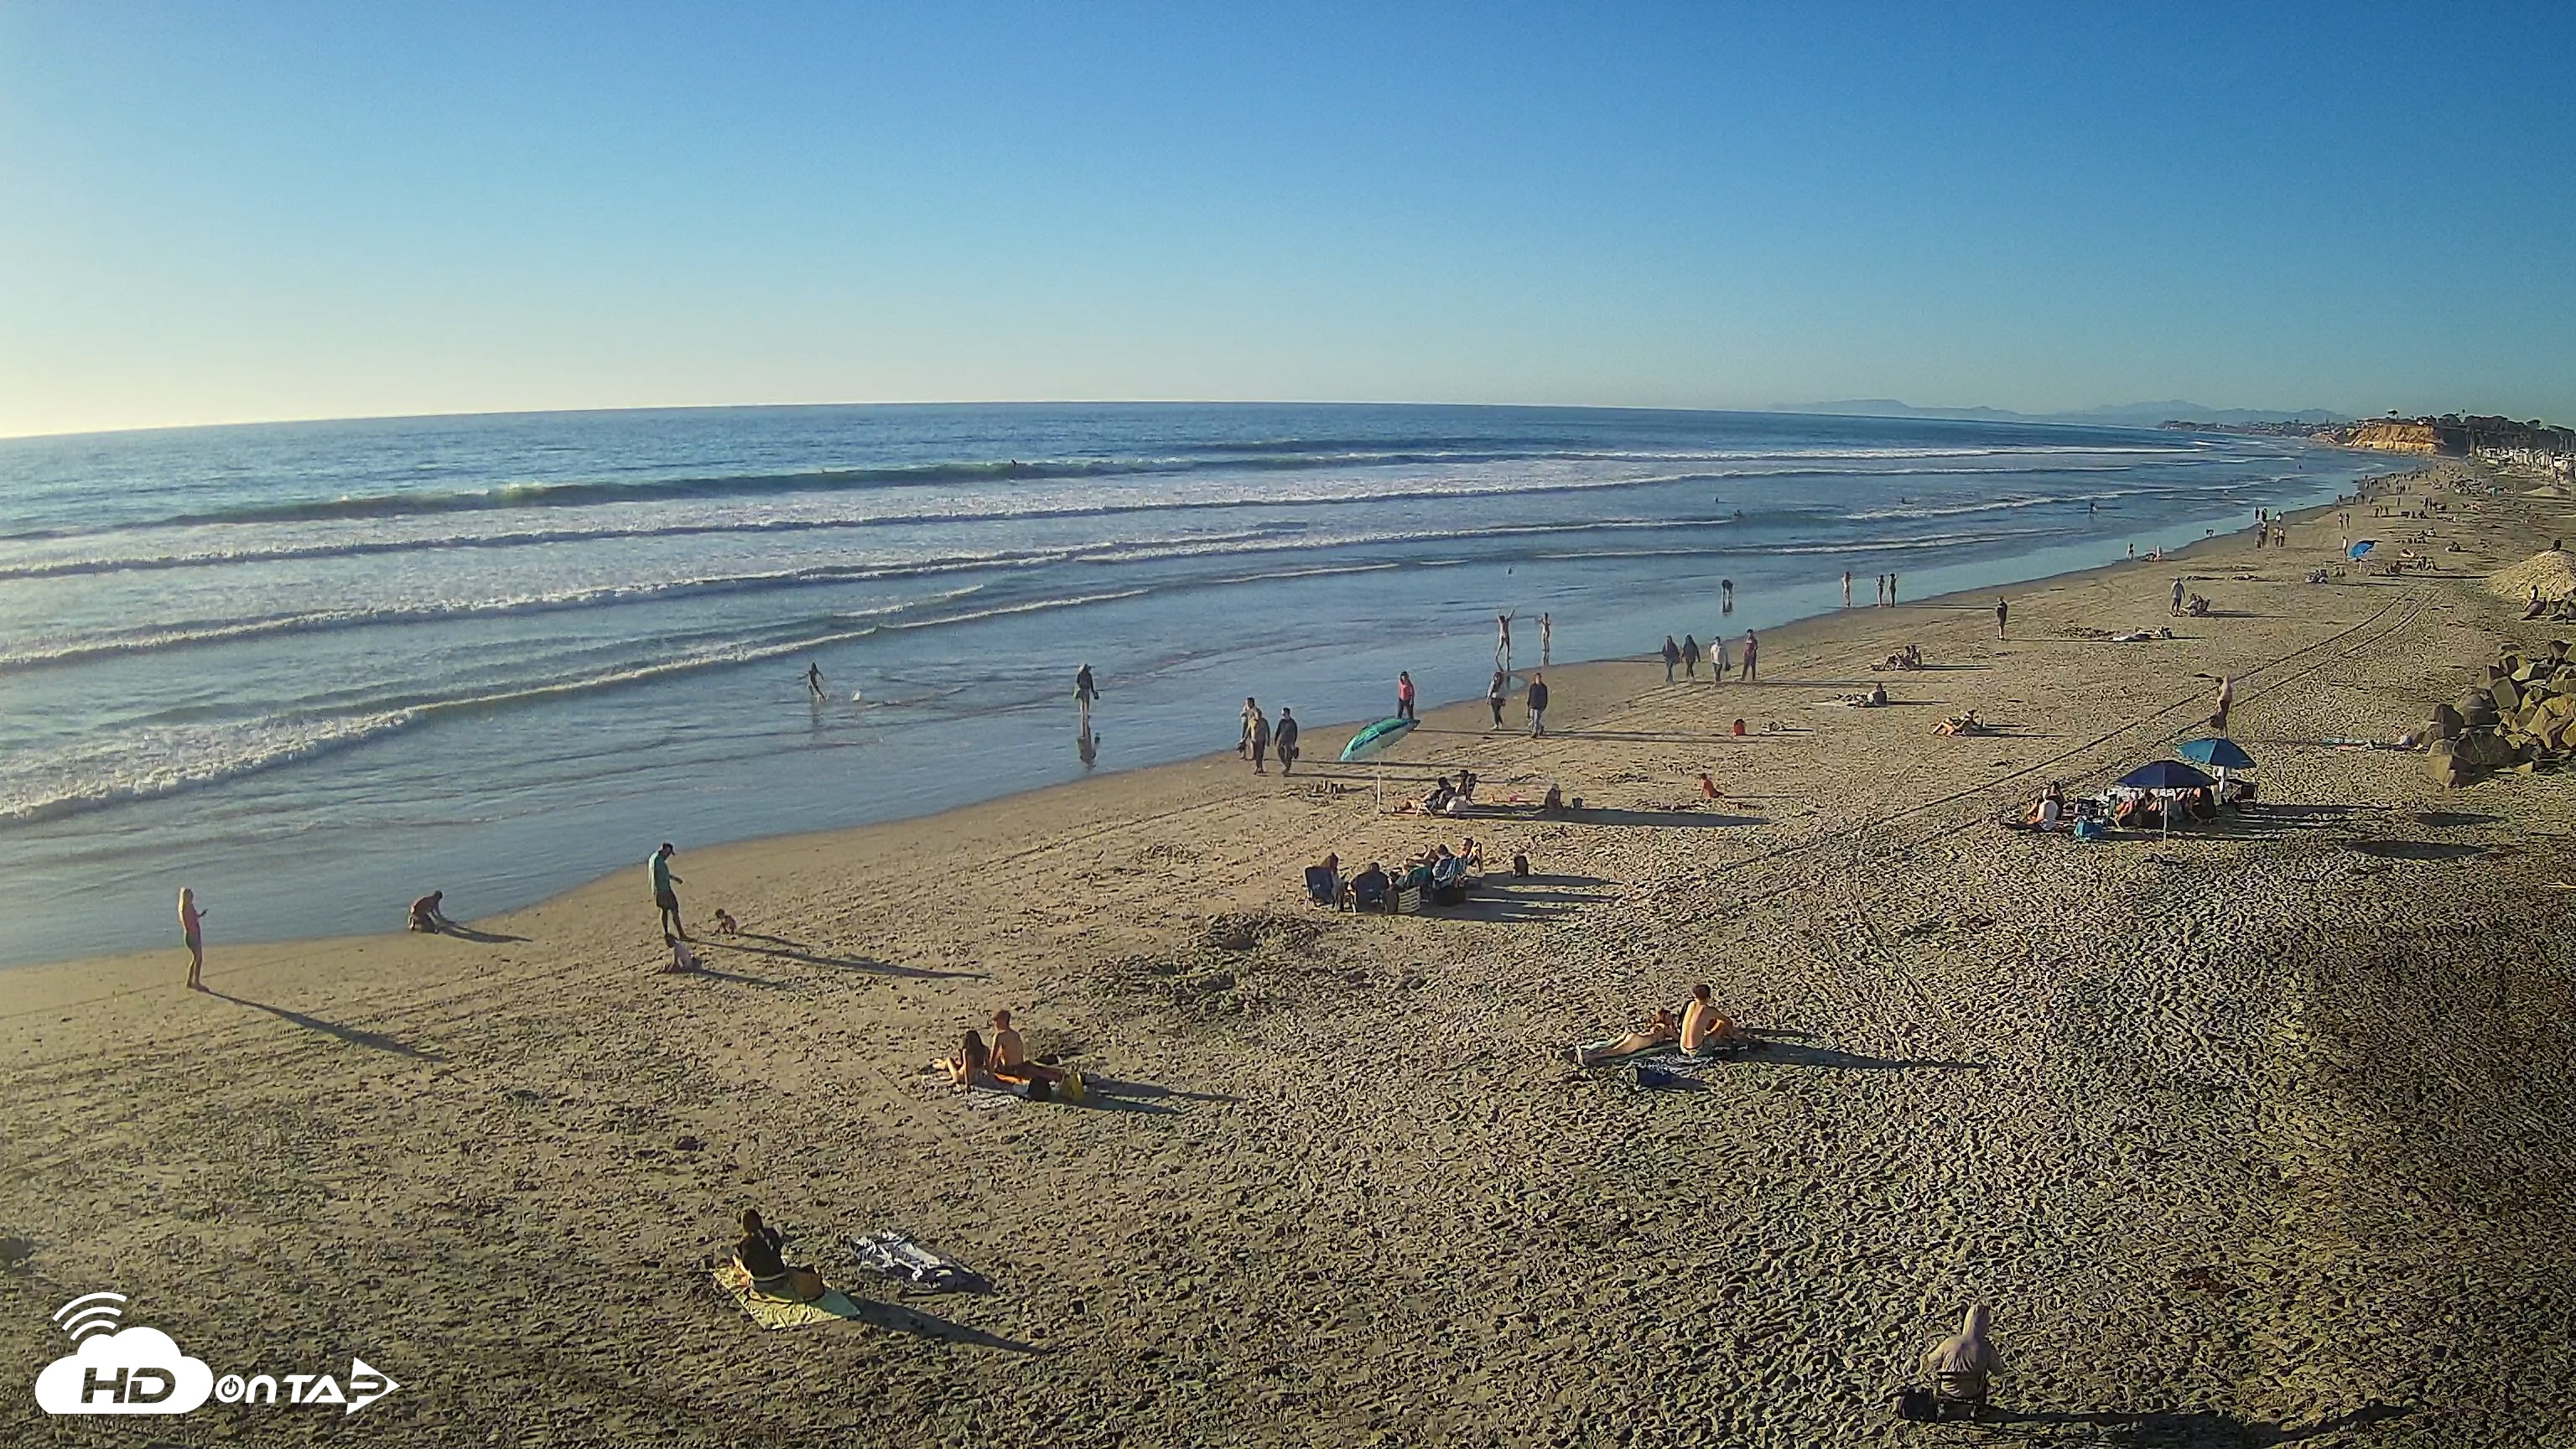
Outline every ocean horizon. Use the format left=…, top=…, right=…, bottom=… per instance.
left=0, top=401, right=2401, bottom=967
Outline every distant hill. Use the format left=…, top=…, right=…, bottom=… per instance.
left=1775, top=399, right=2349, bottom=428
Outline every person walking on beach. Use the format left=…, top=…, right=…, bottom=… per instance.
left=179, top=886, right=206, bottom=990
left=1395, top=670, right=1416, bottom=721
left=1239, top=697, right=1261, bottom=756
left=1525, top=672, right=1550, bottom=736
left=1721, top=578, right=1735, bottom=615
left=1540, top=612, right=1552, bottom=666
left=805, top=662, right=826, bottom=702
left=1273, top=707, right=1300, bottom=775
left=1996, top=597, right=2009, bottom=640
left=651, top=843, right=688, bottom=942
left=1661, top=635, right=1680, bottom=683
left=1875, top=574, right=1888, bottom=606
left=2171, top=577, right=2186, bottom=615
left=1712, top=631, right=1731, bottom=683
left=1740, top=630, right=1759, bottom=683
left=1487, top=670, right=1508, bottom=729
left=1248, top=708, right=1272, bottom=773
left=1841, top=570, right=1852, bottom=609
left=1681, top=633, right=1701, bottom=679
left=1072, top=663, right=1099, bottom=720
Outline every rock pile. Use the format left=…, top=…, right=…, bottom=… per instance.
left=2426, top=640, right=2576, bottom=786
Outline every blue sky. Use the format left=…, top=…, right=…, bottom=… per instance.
left=3, top=3, right=2569, bottom=436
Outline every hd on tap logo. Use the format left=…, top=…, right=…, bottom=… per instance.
left=34, top=1291, right=397, bottom=1417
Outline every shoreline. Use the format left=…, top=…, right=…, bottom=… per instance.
left=8, top=470, right=2400, bottom=979
left=10, top=474, right=2401, bottom=979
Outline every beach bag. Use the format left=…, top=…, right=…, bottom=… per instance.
left=1893, top=1386, right=1937, bottom=1422
left=1057, top=1068, right=1088, bottom=1106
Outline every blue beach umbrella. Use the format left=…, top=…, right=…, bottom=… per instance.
left=2347, top=539, right=2376, bottom=560
left=2116, top=760, right=2215, bottom=792
left=1339, top=715, right=1419, bottom=809
left=2176, top=738, right=2255, bottom=771
left=1339, top=717, right=1419, bottom=762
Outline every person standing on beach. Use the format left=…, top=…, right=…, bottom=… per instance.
left=1395, top=671, right=1416, bottom=721
left=2127, top=543, right=2136, bottom=560
left=1248, top=708, right=1271, bottom=773
left=805, top=662, right=826, bottom=702
left=1681, top=633, right=1701, bottom=679
left=1495, top=612, right=1514, bottom=673
left=651, top=843, right=688, bottom=942
left=179, top=886, right=206, bottom=990
left=1888, top=572, right=1899, bottom=605
left=2171, top=577, right=2186, bottom=615
left=1996, top=598, right=2009, bottom=640
left=1239, top=697, right=1261, bottom=756
left=1274, top=707, right=1300, bottom=775
left=1721, top=578, right=1735, bottom=615
left=1661, top=636, right=1680, bottom=683
left=1841, top=571, right=1852, bottom=609
left=1740, top=630, right=1759, bottom=683
left=1487, top=670, right=1508, bottom=729
left=1712, top=631, right=1731, bottom=683
left=2208, top=674, right=2233, bottom=735
left=1525, top=672, right=1550, bottom=736
left=1073, top=663, right=1099, bottom=720
left=1540, top=613, right=1552, bottom=666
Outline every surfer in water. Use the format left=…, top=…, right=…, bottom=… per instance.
left=805, top=662, right=826, bottom=702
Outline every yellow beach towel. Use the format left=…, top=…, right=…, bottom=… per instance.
left=709, top=1262, right=867, bottom=1331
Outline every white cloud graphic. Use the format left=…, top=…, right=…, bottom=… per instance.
left=34, top=1326, right=213, bottom=1415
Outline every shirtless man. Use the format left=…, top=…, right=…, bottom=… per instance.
left=1680, top=984, right=1742, bottom=1055
left=986, top=1009, right=1065, bottom=1083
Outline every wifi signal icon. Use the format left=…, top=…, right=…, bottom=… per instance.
left=52, top=1293, right=128, bottom=1342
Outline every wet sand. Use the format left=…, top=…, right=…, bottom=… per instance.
left=6, top=458, right=2573, bottom=1447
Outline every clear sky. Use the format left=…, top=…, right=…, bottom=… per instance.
left=3, top=2, right=2569, bottom=438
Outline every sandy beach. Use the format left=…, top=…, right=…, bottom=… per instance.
left=6, top=457, right=2573, bottom=1446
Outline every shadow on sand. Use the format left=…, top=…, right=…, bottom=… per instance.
left=206, top=990, right=442, bottom=1060
left=718, top=933, right=988, bottom=980
left=1976, top=1400, right=2412, bottom=1446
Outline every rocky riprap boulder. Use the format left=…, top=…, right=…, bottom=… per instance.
left=2428, top=639, right=2576, bottom=786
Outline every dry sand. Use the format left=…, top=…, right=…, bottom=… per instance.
left=6, top=459, right=2575, bottom=1447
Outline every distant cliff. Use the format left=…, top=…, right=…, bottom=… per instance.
left=2345, top=420, right=2445, bottom=454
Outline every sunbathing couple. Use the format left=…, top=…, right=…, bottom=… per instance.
left=1872, top=644, right=1925, bottom=673
left=1576, top=984, right=1748, bottom=1063
left=1420, top=771, right=1478, bottom=815
left=1933, top=709, right=1991, bottom=736
left=943, top=1009, right=1069, bottom=1094
left=1836, top=681, right=1890, bottom=708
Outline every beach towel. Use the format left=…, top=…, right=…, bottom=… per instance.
left=1566, top=1037, right=1676, bottom=1066
left=709, top=1262, right=868, bottom=1330
left=844, top=1231, right=980, bottom=1293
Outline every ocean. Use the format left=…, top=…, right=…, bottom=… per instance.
left=0, top=402, right=2398, bottom=966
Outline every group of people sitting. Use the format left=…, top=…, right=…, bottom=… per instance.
left=1574, top=984, right=1751, bottom=1063
left=2007, top=779, right=2250, bottom=834
left=938, top=1009, right=1083, bottom=1100
left=1309, top=839, right=1488, bottom=912
left=1872, top=644, right=1926, bottom=673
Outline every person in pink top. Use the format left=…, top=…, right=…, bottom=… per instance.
left=1395, top=670, right=1417, bottom=721
left=179, top=886, right=206, bottom=990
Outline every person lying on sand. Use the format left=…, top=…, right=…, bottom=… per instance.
left=735, top=1208, right=829, bottom=1302
left=1575, top=1009, right=1678, bottom=1064
left=408, top=891, right=452, bottom=933
left=1680, top=984, right=1748, bottom=1055
left=986, top=1009, right=1065, bottom=1084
